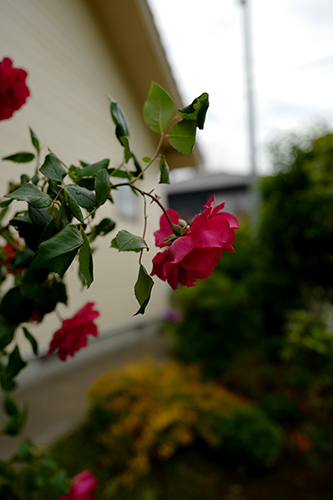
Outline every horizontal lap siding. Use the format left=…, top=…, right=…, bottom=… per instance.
left=0, top=0, right=168, bottom=353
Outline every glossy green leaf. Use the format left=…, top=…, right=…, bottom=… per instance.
left=142, top=156, right=151, bottom=163
left=28, top=205, right=52, bottom=227
left=29, top=127, right=40, bottom=153
left=2, top=152, right=35, bottom=163
left=168, top=119, right=197, bottom=155
left=134, top=265, right=154, bottom=315
left=40, top=154, right=67, bottom=183
left=6, top=183, right=52, bottom=208
left=32, top=225, right=83, bottom=274
left=159, top=155, right=170, bottom=184
left=67, top=185, right=97, bottom=212
left=143, top=82, right=174, bottom=134
left=76, top=158, right=110, bottom=178
left=111, top=230, right=148, bottom=253
left=23, top=327, right=38, bottom=356
left=178, top=92, right=209, bottom=130
left=95, top=168, right=110, bottom=206
left=64, top=188, right=84, bottom=223
left=79, top=228, right=93, bottom=288
left=107, top=94, right=130, bottom=139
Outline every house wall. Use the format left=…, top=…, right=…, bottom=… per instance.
left=0, top=0, right=170, bottom=354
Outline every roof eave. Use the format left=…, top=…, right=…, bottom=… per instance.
left=86, top=0, right=202, bottom=169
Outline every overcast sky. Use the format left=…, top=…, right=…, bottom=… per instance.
left=147, top=0, right=333, bottom=175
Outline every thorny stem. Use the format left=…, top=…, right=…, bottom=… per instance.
left=139, top=193, right=148, bottom=266
left=112, top=182, right=177, bottom=233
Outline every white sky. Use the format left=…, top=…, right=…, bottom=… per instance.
left=147, top=0, right=333, bottom=175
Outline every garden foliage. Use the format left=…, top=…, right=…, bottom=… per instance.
left=165, top=129, right=333, bottom=465
left=64, top=360, right=282, bottom=497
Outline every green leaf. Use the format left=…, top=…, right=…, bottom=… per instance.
left=14, top=440, right=34, bottom=461
left=0, top=323, right=15, bottom=350
left=76, top=158, right=110, bottom=178
left=5, top=346, right=27, bottom=381
left=134, top=265, right=154, bottom=315
left=64, top=188, right=84, bottom=223
left=6, top=183, right=52, bottom=208
left=40, top=154, right=67, bottom=183
left=111, top=230, right=148, bottom=252
left=131, top=152, right=142, bottom=177
left=0, top=199, right=13, bottom=208
left=28, top=205, right=52, bottom=227
left=119, top=136, right=132, bottom=163
left=142, top=156, right=151, bottom=163
left=2, top=152, right=35, bottom=163
left=4, top=393, right=19, bottom=418
left=79, top=228, right=93, bottom=288
left=159, top=155, right=170, bottom=184
left=21, top=174, right=30, bottom=184
left=23, top=327, right=38, bottom=356
left=3, top=415, right=20, bottom=436
left=178, top=92, right=209, bottom=130
left=49, top=470, right=69, bottom=500
left=0, top=287, right=34, bottom=325
left=168, top=119, right=197, bottom=155
left=95, top=168, right=110, bottom=206
left=67, top=185, right=97, bottom=212
left=143, top=82, right=174, bottom=134
left=107, top=94, right=130, bottom=139
left=88, top=218, right=116, bottom=242
left=29, top=127, right=40, bottom=153
left=32, top=225, right=83, bottom=275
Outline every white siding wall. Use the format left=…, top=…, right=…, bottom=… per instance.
left=0, top=0, right=169, bottom=353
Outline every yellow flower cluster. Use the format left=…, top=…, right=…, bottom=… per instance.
left=88, top=359, right=249, bottom=489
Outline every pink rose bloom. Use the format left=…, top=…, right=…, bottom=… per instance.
left=0, top=57, right=30, bottom=120
left=151, top=196, right=239, bottom=290
left=59, top=470, right=98, bottom=500
left=48, top=302, right=99, bottom=361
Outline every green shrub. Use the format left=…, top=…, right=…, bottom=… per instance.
left=84, top=360, right=282, bottom=495
left=167, top=223, right=264, bottom=376
left=218, top=407, right=283, bottom=469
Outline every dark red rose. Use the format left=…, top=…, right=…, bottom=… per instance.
left=0, top=57, right=30, bottom=120
left=151, top=196, right=239, bottom=290
left=48, top=302, right=99, bottom=361
left=59, top=470, right=98, bottom=500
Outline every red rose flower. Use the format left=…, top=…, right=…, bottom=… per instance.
left=59, top=470, right=98, bottom=500
left=0, top=57, right=30, bottom=120
left=48, top=302, right=99, bottom=361
left=151, top=196, right=239, bottom=290
left=1, top=240, right=25, bottom=273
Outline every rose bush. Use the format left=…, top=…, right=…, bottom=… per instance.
left=0, top=57, right=30, bottom=120
left=151, top=196, right=239, bottom=290
left=48, top=302, right=100, bottom=361
left=59, top=470, right=98, bottom=500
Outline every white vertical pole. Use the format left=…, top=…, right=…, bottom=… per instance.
left=239, top=0, right=258, bottom=218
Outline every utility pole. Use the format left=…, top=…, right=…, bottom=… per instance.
left=239, top=0, right=258, bottom=219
